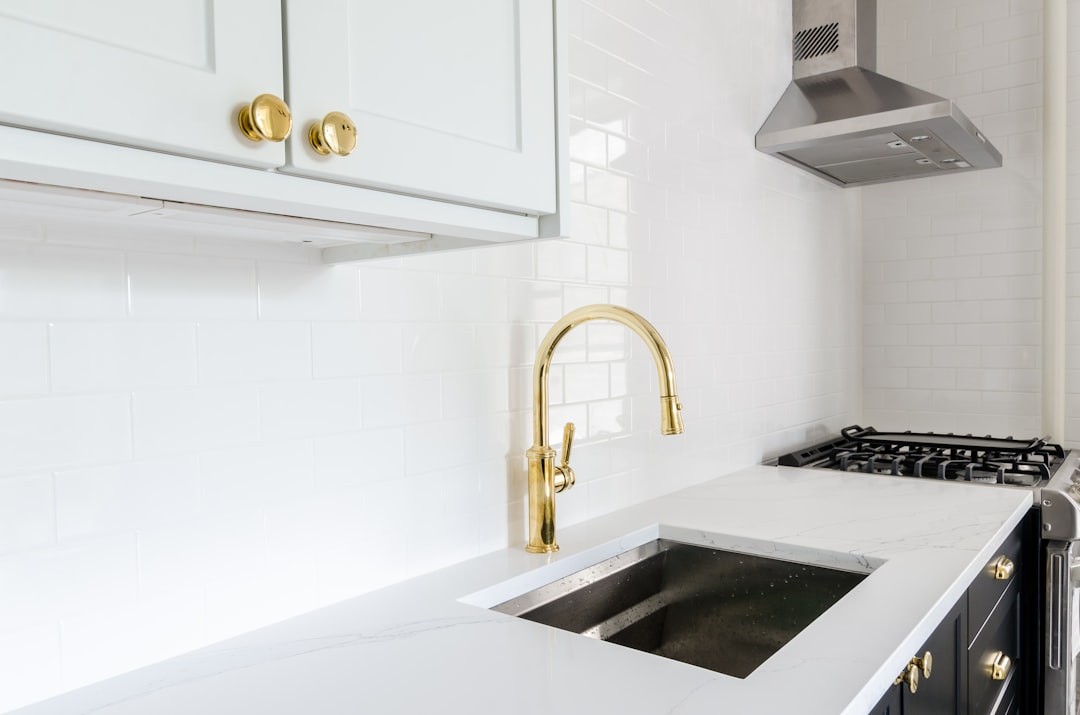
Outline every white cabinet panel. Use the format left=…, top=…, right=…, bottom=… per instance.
left=283, top=0, right=556, bottom=215
left=0, top=0, right=286, bottom=168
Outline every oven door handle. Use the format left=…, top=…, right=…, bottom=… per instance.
left=1047, top=543, right=1069, bottom=670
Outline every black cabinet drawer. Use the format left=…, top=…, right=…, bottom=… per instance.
left=968, top=525, right=1022, bottom=646
left=992, top=678, right=1018, bottom=715
left=969, top=580, right=1020, bottom=715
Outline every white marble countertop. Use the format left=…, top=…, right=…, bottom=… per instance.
left=10, top=465, right=1033, bottom=715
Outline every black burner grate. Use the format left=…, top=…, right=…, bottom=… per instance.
left=778, top=425, right=1066, bottom=487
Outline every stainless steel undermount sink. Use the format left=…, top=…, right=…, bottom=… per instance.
left=492, top=539, right=868, bottom=678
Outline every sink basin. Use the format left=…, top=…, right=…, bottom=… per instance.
left=492, top=538, right=868, bottom=678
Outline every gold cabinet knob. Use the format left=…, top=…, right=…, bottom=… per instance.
left=990, top=652, right=1012, bottom=681
left=910, top=651, right=932, bottom=679
left=554, top=422, right=575, bottom=493
left=237, top=94, right=292, bottom=142
left=895, top=662, right=919, bottom=694
left=993, top=556, right=1015, bottom=580
left=308, top=111, right=357, bottom=156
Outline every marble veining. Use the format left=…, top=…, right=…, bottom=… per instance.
left=9, top=466, right=1032, bottom=715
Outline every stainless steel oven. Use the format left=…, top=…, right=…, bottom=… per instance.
left=1041, top=458, right=1080, bottom=714
left=776, top=425, right=1080, bottom=714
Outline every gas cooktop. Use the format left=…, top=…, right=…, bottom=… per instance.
left=777, top=425, right=1068, bottom=488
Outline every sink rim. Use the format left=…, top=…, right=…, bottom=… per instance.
left=490, top=536, right=872, bottom=618
left=461, top=523, right=886, bottom=611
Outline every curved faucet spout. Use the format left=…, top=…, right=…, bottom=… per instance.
left=526, top=304, right=684, bottom=553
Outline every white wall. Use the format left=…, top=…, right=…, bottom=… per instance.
left=862, top=0, right=1046, bottom=437
left=1066, top=1, right=1080, bottom=442
left=0, top=1, right=861, bottom=710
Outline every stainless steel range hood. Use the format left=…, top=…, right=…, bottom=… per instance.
left=755, top=0, right=1002, bottom=187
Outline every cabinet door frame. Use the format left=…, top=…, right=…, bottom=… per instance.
left=902, top=595, right=967, bottom=715
left=282, top=0, right=558, bottom=215
left=0, top=0, right=286, bottom=168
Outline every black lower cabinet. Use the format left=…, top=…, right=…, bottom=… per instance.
left=905, top=597, right=967, bottom=714
left=868, top=514, right=1034, bottom=715
left=870, top=678, right=902, bottom=715
left=870, top=597, right=966, bottom=714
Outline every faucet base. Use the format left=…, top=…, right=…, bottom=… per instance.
left=526, top=445, right=561, bottom=554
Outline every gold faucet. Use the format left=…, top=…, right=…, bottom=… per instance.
left=526, top=305, right=684, bottom=553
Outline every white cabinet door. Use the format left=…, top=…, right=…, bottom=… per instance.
left=283, top=0, right=556, bottom=215
left=0, top=1, right=286, bottom=168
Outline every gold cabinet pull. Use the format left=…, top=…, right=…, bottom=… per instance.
left=910, top=651, right=932, bottom=679
left=895, top=662, right=919, bottom=694
left=992, top=556, right=1015, bottom=580
left=308, top=111, right=357, bottom=156
left=237, top=94, right=292, bottom=142
left=990, top=652, right=1012, bottom=681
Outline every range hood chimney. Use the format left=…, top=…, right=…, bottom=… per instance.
left=755, top=0, right=1002, bottom=187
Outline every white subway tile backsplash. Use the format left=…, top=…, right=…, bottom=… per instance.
left=907, top=324, right=957, bottom=347
left=260, top=379, right=361, bottom=440
left=0, top=395, right=131, bottom=475
left=132, top=386, right=259, bottom=457
left=1009, top=34, right=1042, bottom=63
left=55, top=456, right=198, bottom=541
left=0, top=322, right=49, bottom=397
left=569, top=122, right=607, bottom=166
left=441, top=370, right=508, bottom=419
left=51, top=322, right=197, bottom=393
left=933, top=346, right=983, bottom=367
left=931, top=24, right=986, bottom=55
left=198, top=322, right=312, bottom=384
left=867, top=0, right=1044, bottom=434
left=980, top=108, right=1039, bottom=136
left=314, top=428, right=405, bottom=491
left=0, top=534, right=135, bottom=631
left=981, top=251, right=1039, bottom=276
left=359, top=373, right=441, bottom=429
left=198, top=441, right=314, bottom=511
left=128, top=253, right=256, bottom=320
left=984, top=11, right=1041, bottom=43
left=507, top=280, right=564, bottom=323
left=311, top=322, right=401, bottom=378
left=0, top=244, right=126, bottom=319
left=439, top=274, right=509, bottom=322
left=404, top=417, right=497, bottom=476
left=0, top=474, right=54, bottom=555
left=537, top=239, right=588, bottom=282
left=956, top=0, right=1011, bottom=28
left=586, top=245, right=630, bottom=285
left=473, top=242, right=534, bottom=278
left=258, top=262, right=361, bottom=321
left=585, top=166, right=629, bottom=211
left=908, top=280, right=958, bottom=303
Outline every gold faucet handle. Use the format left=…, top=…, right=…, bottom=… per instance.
left=560, top=422, right=575, bottom=468
left=555, top=422, right=576, bottom=493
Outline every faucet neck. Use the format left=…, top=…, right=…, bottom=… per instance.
left=531, top=305, right=681, bottom=448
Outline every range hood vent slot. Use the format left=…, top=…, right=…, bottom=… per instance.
left=793, top=22, right=839, bottom=62
left=756, top=0, right=1002, bottom=187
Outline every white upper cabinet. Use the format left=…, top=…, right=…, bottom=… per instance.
left=282, top=0, right=556, bottom=215
left=0, top=1, right=567, bottom=258
left=0, top=0, right=286, bottom=168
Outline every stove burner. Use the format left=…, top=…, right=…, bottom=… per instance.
left=778, top=425, right=1067, bottom=488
